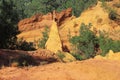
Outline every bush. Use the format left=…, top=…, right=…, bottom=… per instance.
left=69, top=23, right=98, bottom=60
left=56, top=51, right=65, bottom=62
left=69, top=23, right=120, bottom=60
left=17, top=54, right=35, bottom=66
left=0, top=0, right=19, bottom=49
left=10, top=54, right=37, bottom=67
left=38, top=26, right=49, bottom=49
left=71, top=53, right=83, bottom=60
left=109, top=9, right=117, bottom=20
left=60, top=0, right=98, bottom=17
left=98, top=31, right=120, bottom=56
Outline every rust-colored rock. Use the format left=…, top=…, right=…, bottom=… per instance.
left=18, top=8, right=72, bottom=32
left=54, top=8, right=72, bottom=25
left=18, top=13, right=53, bottom=32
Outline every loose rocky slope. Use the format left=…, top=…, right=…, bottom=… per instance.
left=0, top=58, right=120, bottom=80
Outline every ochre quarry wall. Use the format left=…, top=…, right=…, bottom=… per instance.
left=18, top=1, right=120, bottom=52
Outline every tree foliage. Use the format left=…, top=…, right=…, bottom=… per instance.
left=0, top=0, right=19, bottom=49
left=12, top=0, right=98, bottom=18
left=70, top=23, right=120, bottom=60
left=38, top=27, right=49, bottom=49
left=70, top=23, right=98, bottom=59
left=13, top=0, right=32, bottom=19
left=98, top=31, right=120, bottom=56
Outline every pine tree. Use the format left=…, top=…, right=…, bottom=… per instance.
left=0, top=0, right=19, bottom=49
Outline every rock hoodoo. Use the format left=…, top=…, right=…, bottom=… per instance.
left=45, top=20, right=62, bottom=53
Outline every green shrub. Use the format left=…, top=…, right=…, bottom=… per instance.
left=55, top=0, right=98, bottom=17
left=71, top=53, right=83, bottom=60
left=17, top=54, right=34, bottom=66
left=69, top=23, right=120, bottom=60
left=109, top=9, right=117, bottom=20
left=70, top=23, right=98, bottom=60
left=38, top=27, right=49, bottom=49
left=56, top=51, right=65, bottom=62
left=12, top=54, right=36, bottom=67
left=98, top=31, right=120, bottom=56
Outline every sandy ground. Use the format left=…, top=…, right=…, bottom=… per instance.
left=0, top=58, right=120, bottom=80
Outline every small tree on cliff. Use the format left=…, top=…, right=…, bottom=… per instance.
left=38, top=27, right=49, bottom=49
left=0, top=0, right=19, bottom=49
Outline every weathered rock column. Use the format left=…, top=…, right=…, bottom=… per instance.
left=45, top=20, right=62, bottom=53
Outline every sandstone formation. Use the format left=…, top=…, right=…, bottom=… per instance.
left=18, top=8, right=72, bottom=32
left=17, top=8, right=73, bottom=42
left=95, top=50, right=120, bottom=60
left=18, top=1, right=120, bottom=52
left=62, top=52, right=76, bottom=62
left=1, top=1, right=120, bottom=80
left=59, top=1, right=120, bottom=50
left=45, top=20, right=62, bottom=53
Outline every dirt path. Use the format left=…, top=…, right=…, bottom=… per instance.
left=0, top=59, right=120, bottom=80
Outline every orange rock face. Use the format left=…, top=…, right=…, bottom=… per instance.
left=18, top=1, right=120, bottom=51
left=18, top=8, right=72, bottom=32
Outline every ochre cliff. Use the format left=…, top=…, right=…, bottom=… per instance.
left=18, top=1, right=120, bottom=51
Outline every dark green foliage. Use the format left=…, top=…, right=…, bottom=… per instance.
left=16, top=54, right=35, bottom=66
left=14, top=0, right=98, bottom=17
left=56, top=51, right=65, bottom=61
left=69, top=23, right=120, bottom=60
left=98, top=31, right=120, bottom=56
left=10, top=54, right=37, bottom=67
left=38, top=27, right=49, bottom=49
left=109, top=9, right=117, bottom=20
left=41, top=0, right=67, bottom=14
left=71, top=53, right=83, bottom=60
left=70, top=23, right=98, bottom=59
left=57, top=0, right=98, bottom=17
left=13, top=0, right=32, bottom=19
left=24, top=0, right=67, bottom=17
left=23, top=0, right=42, bottom=17
left=0, top=0, right=35, bottom=50
left=0, top=0, right=19, bottom=49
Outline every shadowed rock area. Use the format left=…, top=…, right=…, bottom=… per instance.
left=0, top=49, right=58, bottom=67
left=0, top=58, right=120, bottom=80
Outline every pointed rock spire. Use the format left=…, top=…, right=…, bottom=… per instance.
left=45, top=20, right=62, bottom=53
